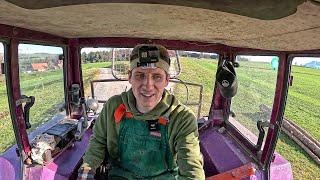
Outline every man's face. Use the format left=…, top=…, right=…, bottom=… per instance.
left=128, top=67, right=169, bottom=113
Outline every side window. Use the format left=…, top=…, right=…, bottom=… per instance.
left=286, top=57, right=320, bottom=141
left=0, top=42, right=15, bottom=154
left=80, top=47, right=114, bottom=112
left=230, top=55, right=278, bottom=145
left=18, top=44, right=64, bottom=133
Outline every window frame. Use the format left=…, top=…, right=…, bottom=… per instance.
left=17, top=41, right=67, bottom=133
left=220, top=53, right=291, bottom=167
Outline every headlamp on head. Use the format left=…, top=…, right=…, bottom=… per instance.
left=138, top=46, right=160, bottom=67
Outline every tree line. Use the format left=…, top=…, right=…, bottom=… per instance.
left=81, top=51, right=113, bottom=63
left=81, top=49, right=131, bottom=63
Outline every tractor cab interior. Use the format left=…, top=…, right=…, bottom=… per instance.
left=1, top=1, right=320, bottom=180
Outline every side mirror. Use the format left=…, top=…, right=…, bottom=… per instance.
left=58, top=54, right=64, bottom=60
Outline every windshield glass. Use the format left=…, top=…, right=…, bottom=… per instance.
left=81, top=47, right=217, bottom=117
left=230, top=55, right=278, bottom=146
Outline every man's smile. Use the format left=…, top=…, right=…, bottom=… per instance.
left=141, top=93, right=155, bottom=98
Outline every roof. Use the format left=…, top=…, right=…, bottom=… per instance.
left=31, top=63, right=48, bottom=70
left=0, top=0, right=320, bottom=51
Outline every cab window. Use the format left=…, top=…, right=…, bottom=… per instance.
left=18, top=43, right=64, bottom=133
left=230, top=55, right=278, bottom=145
left=175, top=51, right=218, bottom=118
left=286, top=57, right=320, bottom=141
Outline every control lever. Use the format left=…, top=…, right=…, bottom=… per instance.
left=21, top=95, right=35, bottom=129
left=75, top=98, right=88, bottom=141
left=255, top=120, right=274, bottom=150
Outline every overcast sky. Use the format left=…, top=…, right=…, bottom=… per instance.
left=241, top=55, right=320, bottom=65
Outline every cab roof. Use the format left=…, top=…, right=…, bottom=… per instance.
left=0, top=0, right=320, bottom=51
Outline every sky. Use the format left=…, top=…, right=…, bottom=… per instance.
left=0, top=43, right=63, bottom=54
left=1, top=44, right=319, bottom=65
left=241, top=55, right=320, bottom=65
left=18, top=44, right=63, bottom=54
left=292, top=57, right=320, bottom=65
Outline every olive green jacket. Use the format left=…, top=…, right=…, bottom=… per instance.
left=81, top=89, right=205, bottom=179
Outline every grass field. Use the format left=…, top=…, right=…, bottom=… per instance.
left=285, top=66, right=320, bottom=141
left=175, top=57, right=320, bottom=180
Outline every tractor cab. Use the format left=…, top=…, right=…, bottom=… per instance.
left=1, top=1, right=320, bottom=179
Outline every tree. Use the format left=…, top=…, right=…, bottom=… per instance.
left=81, top=52, right=87, bottom=63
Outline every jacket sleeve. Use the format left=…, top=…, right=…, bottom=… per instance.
left=80, top=103, right=109, bottom=171
left=172, top=108, right=205, bottom=180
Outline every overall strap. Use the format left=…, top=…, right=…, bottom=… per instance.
left=114, top=103, right=133, bottom=123
left=114, top=103, right=167, bottom=124
left=114, top=103, right=174, bottom=171
left=160, top=116, right=174, bottom=171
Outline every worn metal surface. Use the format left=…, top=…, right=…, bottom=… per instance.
left=200, top=126, right=293, bottom=180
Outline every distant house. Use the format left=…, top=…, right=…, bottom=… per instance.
left=31, top=63, right=48, bottom=71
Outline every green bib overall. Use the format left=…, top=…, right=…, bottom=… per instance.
left=108, top=115, right=177, bottom=180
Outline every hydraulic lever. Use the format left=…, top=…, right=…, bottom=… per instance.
left=21, top=95, right=35, bottom=129
left=255, top=120, right=274, bottom=150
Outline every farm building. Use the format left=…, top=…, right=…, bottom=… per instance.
left=31, top=63, right=48, bottom=71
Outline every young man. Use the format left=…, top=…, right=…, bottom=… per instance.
left=78, top=44, right=205, bottom=179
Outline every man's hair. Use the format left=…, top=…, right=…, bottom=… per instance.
left=129, top=44, right=171, bottom=73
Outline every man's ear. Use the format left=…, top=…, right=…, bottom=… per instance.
left=165, top=74, right=170, bottom=86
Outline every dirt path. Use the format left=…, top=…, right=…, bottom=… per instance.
left=91, top=68, right=131, bottom=112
